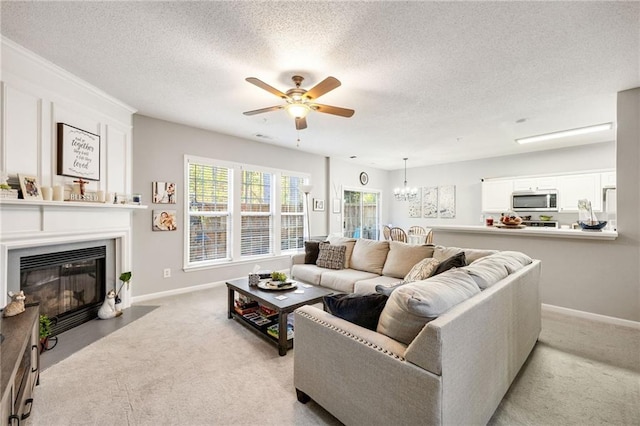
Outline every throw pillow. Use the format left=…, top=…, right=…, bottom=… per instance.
left=304, top=241, right=321, bottom=264
left=316, top=242, right=346, bottom=270
left=323, top=293, right=389, bottom=331
left=404, top=257, right=441, bottom=282
left=376, top=281, right=407, bottom=297
left=431, top=252, right=466, bottom=276
left=327, top=236, right=357, bottom=268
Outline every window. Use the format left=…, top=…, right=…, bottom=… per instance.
left=281, top=175, right=305, bottom=251
left=185, top=156, right=307, bottom=268
left=241, top=170, right=272, bottom=256
left=188, top=163, right=231, bottom=263
left=343, top=189, right=380, bottom=240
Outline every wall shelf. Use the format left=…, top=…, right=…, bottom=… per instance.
left=0, top=199, right=147, bottom=210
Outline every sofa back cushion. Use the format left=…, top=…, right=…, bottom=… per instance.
left=327, top=236, right=357, bottom=268
left=381, top=241, right=435, bottom=278
left=461, top=251, right=532, bottom=289
left=350, top=239, right=390, bottom=275
left=433, top=245, right=498, bottom=265
left=377, top=269, right=481, bottom=345
left=316, top=242, right=346, bottom=270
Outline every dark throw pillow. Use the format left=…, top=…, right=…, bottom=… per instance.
left=304, top=241, right=321, bottom=264
left=316, top=242, right=346, bottom=270
left=432, top=251, right=466, bottom=276
left=323, top=293, right=389, bottom=331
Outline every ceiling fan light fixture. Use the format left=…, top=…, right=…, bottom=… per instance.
left=285, top=102, right=310, bottom=119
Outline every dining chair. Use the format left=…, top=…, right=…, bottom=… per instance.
left=424, top=229, right=434, bottom=244
left=383, top=225, right=391, bottom=241
left=408, top=226, right=426, bottom=235
left=389, top=227, right=407, bottom=242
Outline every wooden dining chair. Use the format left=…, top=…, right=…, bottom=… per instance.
left=408, top=225, right=426, bottom=235
left=424, top=229, right=434, bottom=244
left=389, top=227, right=407, bottom=242
left=383, top=225, right=391, bottom=241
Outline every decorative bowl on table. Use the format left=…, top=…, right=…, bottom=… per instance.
left=539, top=215, right=553, bottom=221
left=500, top=215, right=523, bottom=226
left=578, top=221, right=607, bottom=231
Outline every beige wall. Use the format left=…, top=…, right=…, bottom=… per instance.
left=131, top=115, right=328, bottom=298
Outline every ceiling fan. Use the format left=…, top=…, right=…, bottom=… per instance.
left=243, top=75, right=355, bottom=130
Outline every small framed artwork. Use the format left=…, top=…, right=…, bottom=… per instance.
left=332, top=198, right=341, bottom=214
left=152, top=182, right=176, bottom=204
left=57, top=123, right=100, bottom=181
left=313, top=198, right=325, bottom=211
left=153, top=210, right=177, bottom=231
left=18, top=174, right=43, bottom=200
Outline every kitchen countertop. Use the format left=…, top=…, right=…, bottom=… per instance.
left=430, top=224, right=618, bottom=240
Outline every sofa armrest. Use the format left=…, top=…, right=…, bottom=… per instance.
left=291, top=253, right=305, bottom=265
left=294, top=305, right=443, bottom=425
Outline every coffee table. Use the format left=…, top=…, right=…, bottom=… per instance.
left=226, top=277, right=334, bottom=356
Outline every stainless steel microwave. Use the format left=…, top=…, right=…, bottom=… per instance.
left=511, top=190, right=558, bottom=212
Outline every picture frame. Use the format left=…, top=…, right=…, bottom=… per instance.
left=152, top=181, right=176, bottom=204
left=18, top=174, right=43, bottom=200
left=153, top=210, right=177, bottom=231
left=57, top=123, right=101, bottom=181
left=313, top=198, right=325, bottom=211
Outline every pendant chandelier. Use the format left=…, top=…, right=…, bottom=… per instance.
left=394, top=158, right=418, bottom=201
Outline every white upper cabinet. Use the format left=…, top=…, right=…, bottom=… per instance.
left=600, top=171, right=616, bottom=188
left=481, top=179, right=513, bottom=212
left=557, top=173, right=602, bottom=212
left=512, top=176, right=558, bottom=192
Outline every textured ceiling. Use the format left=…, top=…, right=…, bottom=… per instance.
left=1, top=1, right=638, bottom=170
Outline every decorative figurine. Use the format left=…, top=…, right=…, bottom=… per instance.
left=3, top=291, right=26, bottom=317
left=97, top=290, right=122, bottom=319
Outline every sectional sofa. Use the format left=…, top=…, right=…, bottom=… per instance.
left=292, top=237, right=542, bottom=425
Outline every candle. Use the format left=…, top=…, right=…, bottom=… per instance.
left=53, top=185, right=64, bottom=201
left=97, top=190, right=105, bottom=202
left=41, top=186, right=52, bottom=201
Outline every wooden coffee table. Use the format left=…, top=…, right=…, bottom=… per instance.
left=226, top=277, right=334, bottom=356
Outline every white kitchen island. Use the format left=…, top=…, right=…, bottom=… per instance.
left=430, top=224, right=618, bottom=240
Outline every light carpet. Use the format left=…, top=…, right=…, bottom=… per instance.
left=28, top=285, right=640, bottom=425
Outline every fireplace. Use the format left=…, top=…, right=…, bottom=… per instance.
left=7, top=239, right=116, bottom=336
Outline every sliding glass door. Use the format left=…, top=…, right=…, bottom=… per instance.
left=343, top=189, right=380, bottom=240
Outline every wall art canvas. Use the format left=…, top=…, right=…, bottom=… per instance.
left=57, top=123, right=100, bottom=180
left=152, top=182, right=176, bottom=204
left=153, top=210, right=177, bottom=231
left=438, top=185, right=456, bottom=218
left=422, top=186, right=438, bottom=218
left=408, top=191, right=422, bottom=218
left=18, top=174, right=42, bottom=200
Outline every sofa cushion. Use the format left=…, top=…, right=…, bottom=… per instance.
left=355, top=275, right=403, bottom=294
left=431, top=252, right=466, bottom=276
left=316, top=242, right=346, bottom=270
left=433, top=245, right=497, bottom=265
left=327, top=236, right=357, bottom=268
left=404, top=257, right=441, bottom=282
left=377, top=269, right=481, bottom=345
left=473, top=251, right=532, bottom=273
left=320, top=268, right=379, bottom=293
left=291, top=264, right=325, bottom=285
left=459, top=259, right=508, bottom=290
left=381, top=241, right=435, bottom=278
left=304, top=241, right=321, bottom=264
left=323, top=293, right=389, bottom=331
left=350, top=239, right=390, bottom=275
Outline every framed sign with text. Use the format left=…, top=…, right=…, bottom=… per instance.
left=57, top=123, right=100, bottom=181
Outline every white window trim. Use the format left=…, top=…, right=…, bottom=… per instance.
left=183, top=155, right=309, bottom=271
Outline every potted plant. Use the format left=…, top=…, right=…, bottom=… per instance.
left=115, top=271, right=132, bottom=305
left=39, top=314, right=51, bottom=353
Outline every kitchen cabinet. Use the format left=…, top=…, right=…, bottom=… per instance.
left=481, top=179, right=513, bottom=212
left=512, top=176, right=558, bottom=192
left=557, top=173, right=602, bottom=212
left=601, top=171, right=616, bottom=188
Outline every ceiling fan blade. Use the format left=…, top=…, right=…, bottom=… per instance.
left=295, top=117, right=308, bottom=130
left=312, top=103, right=355, bottom=118
left=304, top=76, right=341, bottom=100
left=245, top=77, right=289, bottom=99
left=243, top=105, right=283, bottom=116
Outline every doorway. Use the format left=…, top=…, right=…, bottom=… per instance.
left=343, top=189, right=381, bottom=239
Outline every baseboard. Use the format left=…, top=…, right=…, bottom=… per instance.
left=132, top=280, right=225, bottom=304
left=542, top=303, right=640, bottom=330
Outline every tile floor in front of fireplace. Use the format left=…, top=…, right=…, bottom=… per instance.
left=40, top=305, right=158, bottom=371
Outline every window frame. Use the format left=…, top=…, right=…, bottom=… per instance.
left=184, top=155, right=308, bottom=271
